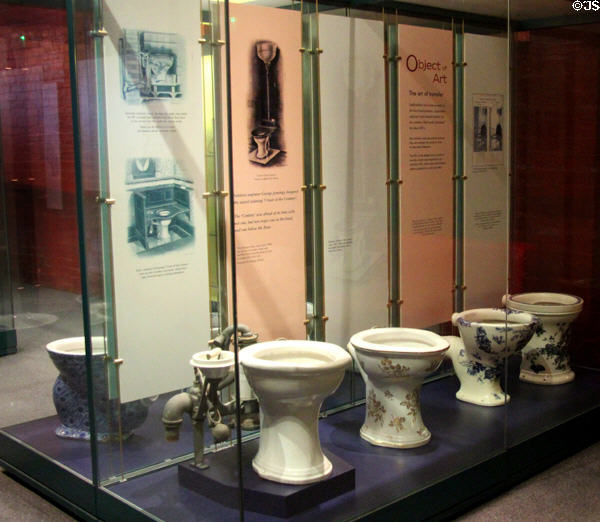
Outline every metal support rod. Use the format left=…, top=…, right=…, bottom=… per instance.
left=385, top=21, right=401, bottom=326
left=453, top=20, right=465, bottom=314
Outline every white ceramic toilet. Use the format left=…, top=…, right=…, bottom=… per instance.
left=239, top=340, right=351, bottom=484
left=348, top=328, right=449, bottom=448
left=503, top=293, right=583, bottom=384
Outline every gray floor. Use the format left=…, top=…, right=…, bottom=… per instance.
left=454, top=441, right=600, bottom=521
left=1, top=285, right=85, bottom=426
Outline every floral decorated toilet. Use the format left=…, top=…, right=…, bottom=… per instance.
left=46, top=337, right=150, bottom=440
left=444, top=308, right=539, bottom=406
left=503, top=292, right=584, bottom=384
left=348, top=327, right=449, bottom=448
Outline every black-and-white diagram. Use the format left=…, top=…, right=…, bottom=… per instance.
left=120, top=29, right=183, bottom=102
left=490, top=106, right=503, bottom=152
left=473, top=105, right=489, bottom=152
left=249, top=40, right=285, bottom=166
left=126, top=158, right=194, bottom=255
left=472, top=94, right=504, bottom=166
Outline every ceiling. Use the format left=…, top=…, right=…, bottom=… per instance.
left=231, top=0, right=595, bottom=22
left=401, top=0, right=581, bottom=20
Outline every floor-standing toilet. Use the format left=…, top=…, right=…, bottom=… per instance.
left=348, top=328, right=449, bottom=448
left=503, top=293, right=584, bottom=384
left=46, top=337, right=150, bottom=440
left=239, top=340, right=351, bottom=484
left=444, top=308, right=539, bottom=406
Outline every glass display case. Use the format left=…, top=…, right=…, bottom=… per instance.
left=1, top=0, right=599, bottom=520
left=0, top=143, right=15, bottom=356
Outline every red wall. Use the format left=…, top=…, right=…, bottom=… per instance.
left=0, top=5, right=81, bottom=293
left=511, top=25, right=600, bottom=367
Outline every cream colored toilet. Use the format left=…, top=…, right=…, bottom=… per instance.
left=240, top=340, right=351, bottom=484
left=348, top=328, right=449, bottom=448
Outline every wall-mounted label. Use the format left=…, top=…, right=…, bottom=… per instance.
left=102, top=0, right=211, bottom=402
left=399, top=24, right=454, bottom=328
left=463, top=34, right=509, bottom=310
left=228, top=4, right=305, bottom=341
left=320, top=16, right=388, bottom=347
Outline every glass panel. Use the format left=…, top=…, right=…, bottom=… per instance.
left=8, top=1, right=600, bottom=521
left=319, top=8, right=388, bottom=412
left=68, top=0, right=243, bottom=519
left=230, top=1, right=508, bottom=521
left=0, top=0, right=93, bottom=491
left=0, top=132, right=15, bottom=355
left=507, top=7, right=600, bottom=447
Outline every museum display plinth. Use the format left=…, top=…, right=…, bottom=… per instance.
left=178, top=441, right=355, bottom=517
left=2, top=359, right=599, bottom=521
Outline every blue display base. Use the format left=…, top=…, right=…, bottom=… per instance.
left=2, top=360, right=599, bottom=521
left=178, top=440, right=355, bottom=518
left=0, top=329, right=17, bottom=356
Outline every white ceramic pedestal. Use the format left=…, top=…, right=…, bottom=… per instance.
left=252, top=402, right=331, bottom=484
left=240, top=340, right=351, bottom=485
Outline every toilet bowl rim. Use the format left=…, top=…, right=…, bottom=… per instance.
left=504, top=292, right=583, bottom=315
left=239, top=340, right=351, bottom=372
left=349, top=327, right=449, bottom=355
left=454, top=308, right=539, bottom=329
left=189, top=349, right=235, bottom=369
left=46, top=336, right=105, bottom=356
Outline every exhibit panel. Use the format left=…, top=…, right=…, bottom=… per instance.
left=101, top=0, right=212, bottom=404
left=397, top=23, right=454, bottom=329
left=319, top=13, right=387, bottom=407
left=462, top=32, right=509, bottom=310
left=227, top=3, right=306, bottom=343
left=320, top=14, right=388, bottom=351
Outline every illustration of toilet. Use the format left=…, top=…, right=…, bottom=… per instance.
left=249, top=126, right=279, bottom=164
left=503, top=293, right=583, bottom=384
left=348, top=328, right=449, bottom=448
left=239, top=340, right=351, bottom=484
left=444, top=308, right=538, bottom=406
left=155, top=209, right=172, bottom=240
left=249, top=41, right=280, bottom=165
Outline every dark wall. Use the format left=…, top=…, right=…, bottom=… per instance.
left=511, top=24, right=600, bottom=367
left=0, top=4, right=81, bottom=293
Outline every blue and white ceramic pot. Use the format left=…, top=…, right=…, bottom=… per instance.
left=503, top=293, right=583, bottom=385
left=46, top=337, right=150, bottom=441
left=444, top=308, right=538, bottom=406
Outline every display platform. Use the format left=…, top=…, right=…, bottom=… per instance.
left=104, top=360, right=600, bottom=521
left=2, top=360, right=599, bottom=521
left=1, top=370, right=358, bottom=482
left=179, top=442, right=355, bottom=517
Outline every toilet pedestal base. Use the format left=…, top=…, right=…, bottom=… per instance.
left=520, top=368, right=575, bottom=385
left=178, top=439, right=355, bottom=518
